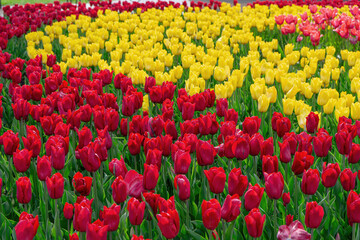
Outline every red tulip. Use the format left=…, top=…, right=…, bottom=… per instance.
left=312, top=129, right=332, bottom=158
left=46, top=173, right=64, bottom=199
left=109, top=157, right=128, bottom=178
left=78, top=144, right=101, bottom=172
left=265, top=172, right=284, bottom=199
left=232, top=135, right=250, bottom=160
left=249, top=133, right=264, bottom=156
left=262, top=155, right=279, bottom=174
left=305, top=112, right=319, bottom=133
left=321, top=162, right=340, bottom=188
left=347, top=191, right=360, bottom=226
left=13, top=149, right=32, bottom=173
left=174, top=174, right=190, bottom=201
left=297, top=132, right=313, bottom=155
left=279, top=140, right=291, bottom=163
left=0, top=130, right=20, bottom=155
left=204, top=167, right=226, bottom=194
left=174, top=149, right=191, bottom=174
left=282, top=192, right=290, bottom=207
left=201, top=199, right=221, bottom=230
left=228, top=168, right=248, bottom=197
left=305, top=201, right=324, bottom=229
left=275, top=15, right=285, bottom=25
left=111, top=175, right=128, bottom=204
left=221, top=194, right=241, bottom=222
left=73, top=201, right=92, bottom=232
left=63, top=202, right=74, bottom=220
left=260, top=137, right=274, bottom=157
left=143, top=164, right=159, bottom=190
left=244, top=184, right=264, bottom=211
left=349, top=143, right=360, bottom=164
left=127, top=197, right=145, bottom=226
left=277, top=220, right=311, bottom=240
left=291, top=151, right=314, bottom=175
left=73, top=172, right=92, bottom=196
left=243, top=116, right=261, bottom=137
left=336, top=130, right=353, bottom=155
left=182, top=102, right=195, bottom=120
left=16, top=177, right=32, bottom=204
left=125, top=170, right=144, bottom=199
left=157, top=209, right=180, bottom=239
left=86, top=219, right=108, bottom=240
left=283, top=132, right=298, bottom=154
left=216, top=98, right=228, bottom=117
left=50, top=145, right=65, bottom=170
left=276, top=117, right=291, bottom=138
left=99, top=204, right=121, bottom=231
left=15, top=212, right=39, bottom=240
left=340, top=168, right=357, bottom=191
left=69, top=233, right=79, bottom=240
left=245, top=208, right=266, bottom=238
left=145, top=148, right=162, bottom=170
left=301, top=169, right=320, bottom=195
left=196, top=140, right=216, bottom=166
left=225, top=109, right=238, bottom=124
left=286, top=214, right=294, bottom=226
left=128, top=133, right=144, bottom=156
left=12, top=98, right=31, bottom=121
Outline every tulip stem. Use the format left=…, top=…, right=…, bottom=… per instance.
left=273, top=200, right=277, bottom=239
left=92, top=171, right=98, bottom=215
left=186, top=200, right=190, bottom=227
left=43, top=182, right=49, bottom=240
left=55, top=199, right=61, bottom=239
left=7, top=155, right=13, bottom=198
left=353, top=223, right=356, bottom=240
left=80, top=232, right=85, bottom=240
left=222, top=219, right=226, bottom=240
left=294, top=176, right=299, bottom=220
left=253, top=156, right=257, bottom=176
left=342, top=154, right=346, bottom=169
left=207, top=229, right=212, bottom=240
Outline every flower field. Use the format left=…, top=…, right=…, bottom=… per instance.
left=2, top=0, right=360, bottom=239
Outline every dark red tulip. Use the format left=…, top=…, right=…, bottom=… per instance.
left=63, top=202, right=74, bottom=220
left=16, top=176, right=32, bottom=204
left=216, top=98, right=228, bottom=117
left=232, top=135, right=250, bottom=160
left=36, top=156, right=51, bottom=181
left=282, top=192, right=290, bottom=207
left=291, top=151, right=314, bottom=175
left=72, top=172, right=92, bottom=196
left=73, top=201, right=92, bottom=232
left=69, top=233, right=79, bottom=240
left=204, top=167, right=226, bottom=194
left=272, top=112, right=283, bottom=132
left=54, top=122, right=70, bottom=138
left=22, top=126, right=41, bottom=158
left=301, top=169, right=320, bottom=195
left=286, top=214, right=294, bottom=226
left=201, top=199, right=221, bottom=230
left=321, top=162, right=340, bottom=188
left=125, top=170, right=144, bottom=199
left=46, top=54, right=56, bottom=67
left=228, top=168, right=248, bottom=197
left=93, top=137, right=108, bottom=162
left=265, top=172, right=284, bottom=199
left=111, top=175, right=128, bottom=204
left=161, top=134, right=172, bottom=157
left=262, top=155, right=279, bottom=174
left=349, top=143, right=360, bottom=164
left=243, top=116, right=261, bottom=137
left=305, top=112, right=319, bottom=133
left=196, top=140, right=216, bottom=166
left=109, top=157, right=128, bottom=178
left=221, top=194, right=241, bottom=222
left=46, top=173, right=64, bottom=199
left=249, top=133, right=264, bottom=156
left=181, top=102, right=195, bottom=121
left=261, top=137, right=274, bottom=157
left=297, top=132, right=313, bottom=155
left=244, top=184, right=264, bottom=211
left=336, top=130, right=353, bottom=155
left=313, top=129, right=332, bottom=157
left=164, top=120, right=178, bottom=140
left=0, top=130, right=20, bottom=155
left=50, top=144, right=65, bottom=170
left=283, top=132, right=298, bottom=154
left=220, top=121, right=236, bottom=138
left=145, top=148, right=162, bottom=170
left=225, top=109, right=238, bottom=124
left=128, top=133, right=144, bottom=156
left=276, top=116, right=291, bottom=138
left=245, top=208, right=266, bottom=238
left=279, top=140, right=291, bottom=163
left=86, top=219, right=108, bottom=240
left=13, top=149, right=32, bottom=173
left=120, top=118, right=128, bottom=136
left=127, top=197, right=145, bottom=226
left=15, top=212, right=39, bottom=240
left=99, top=204, right=121, bottom=231
left=144, top=192, right=160, bottom=216
left=347, top=191, right=360, bottom=226
left=174, top=174, right=190, bottom=201
left=144, top=76, right=156, bottom=93
left=122, top=94, right=136, bottom=116
left=157, top=209, right=180, bottom=239
left=340, top=168, right=357, bottom=191
left=143, top=164, right=159, bottom=190
left=174, top=149, right=191, bottom=174
left=305, top=201, right=324, bottom=229
left=97, top=127, right=112, bottom=150
left=78, top=144, right=101, bottom=172
left=12, top=98, right=31, bottom=121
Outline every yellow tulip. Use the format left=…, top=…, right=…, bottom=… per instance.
left=351, top=102, right=360, bottom=120
left=335, top=107, right=350, bottom=122
left=266, top=86, right=277, bottom=103
left=331, top=68, right=340, bottom=81
left=283, top=98, right=295, bottom=115
left=351, top=78, right=360, bottom=93
left=250, top=83, right=265, bottom=100
left=258, top=94, right=270, bottom=113
left=265, top=69, right=274, bottom=85
left=320, top=67, right=331, bottom=87
left=214, top=66, right=228, bottom=82
left=323, top=98, right=337, bottom=114
left=310, top=77, right=322, bottom=94
left=164, top=54, right=173, bottom=67
left=201, top=64, right=214, bottom=80
left=326, top=46, right=336, bottom=56
left=284, top=44, right=294, bottom=56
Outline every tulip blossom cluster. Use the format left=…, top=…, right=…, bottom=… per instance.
left=2, top=0, right=360, bottom=240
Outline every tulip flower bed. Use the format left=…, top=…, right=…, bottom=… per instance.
left=3, top=0, right=360, bottom=239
